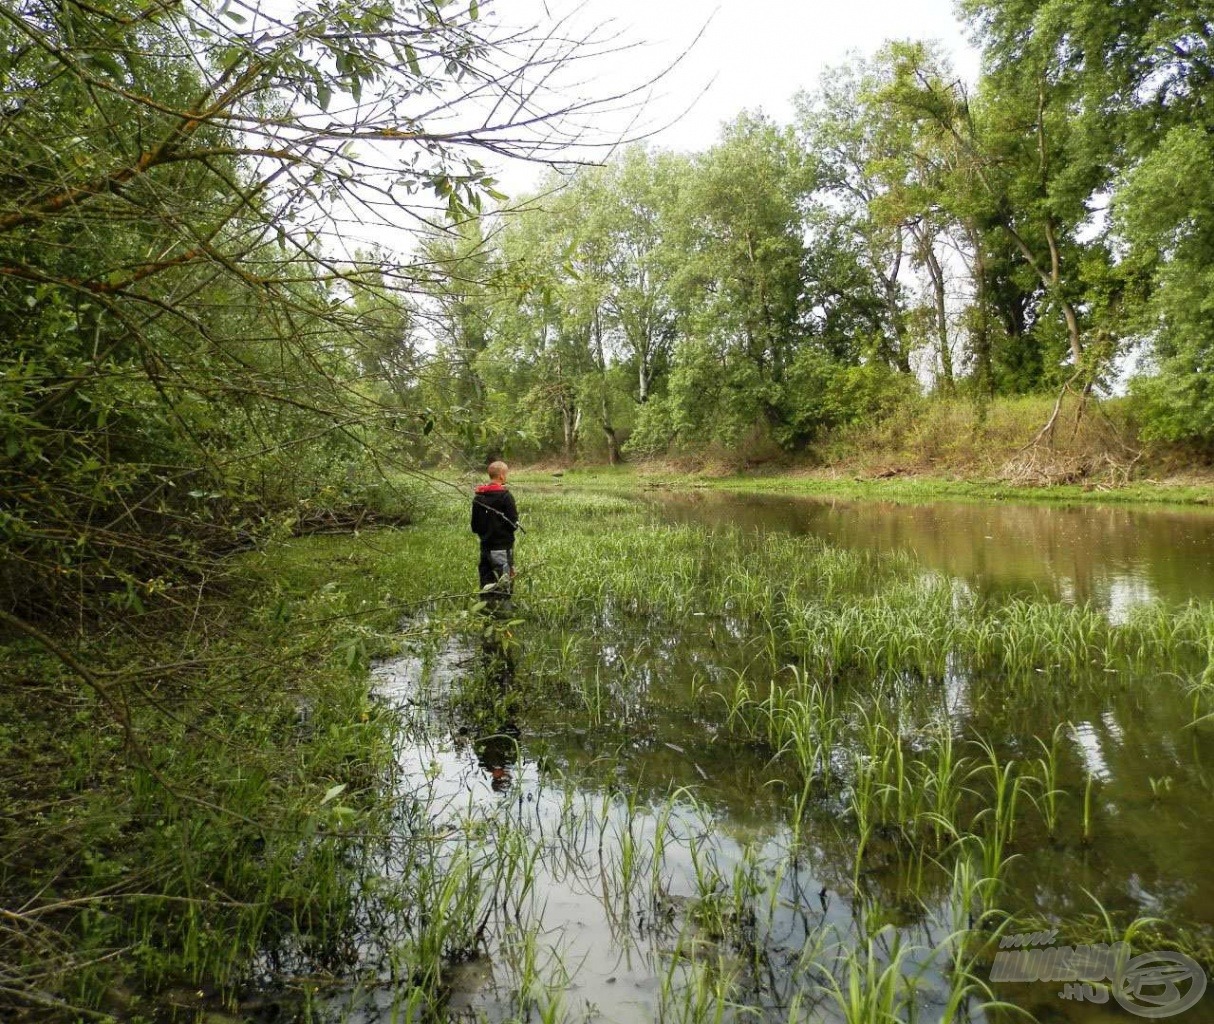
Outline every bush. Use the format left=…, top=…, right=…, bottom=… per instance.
left=775, top=351, right=918, bottom=448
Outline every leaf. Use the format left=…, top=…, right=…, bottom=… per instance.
left=320, top=783, right=347, bottom=805
left=224, top=9, right=246, bottom=23
left=404, top=45, right=421, bottom=77
left=316, top=81, right=332, bottom=111
left=469, top=0, right=479, bottom=20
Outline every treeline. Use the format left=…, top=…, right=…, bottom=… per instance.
left=403, top=3, right=1214, bottom=465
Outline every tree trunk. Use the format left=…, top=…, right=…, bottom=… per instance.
left=964, top=220, right=993, bottom=394
left=604, top=426, right=620, bottom=464
left=592, top=311, right=620, bottom=463
left=879, top=227, right=912, bottom=373
left=561, top=394, right=576, bottom=461
left=638, top=325, right=652, bottom=404
left=918, top=232, right=952, bottom=390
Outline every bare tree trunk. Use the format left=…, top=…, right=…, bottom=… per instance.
left=562, top=401, right=575, bottom=461
left=604, top=425, right=620, bottom=464
left=964, top=220, right=993, bottom=394
left=918, top=233, right=953, bottom=389
left=592, top=311, right=620, bottom=464
left=878, top=227, right=912, bottom=373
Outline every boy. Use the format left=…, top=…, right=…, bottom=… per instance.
left=470, top=461, right=519, bottom=601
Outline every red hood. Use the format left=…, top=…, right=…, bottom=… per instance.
left=475, top=482, right=507, bottom=494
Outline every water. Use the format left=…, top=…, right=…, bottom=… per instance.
left=328, top=492, right=1214, bottom=1024
left=652, top=490, right=1214, bottom=614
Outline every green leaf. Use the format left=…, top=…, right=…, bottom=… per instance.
left=320, top=783, right=347, bottom=805
left=316, top=81, right=332, bottom=111
left=469, top=0, right=479, bottom=20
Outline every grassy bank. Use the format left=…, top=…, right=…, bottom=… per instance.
left=0, top=539, right=427, bottom=1021
left=521, top=394, right=1214, bottom=506
left=515, top=464, right=1214, bottom=507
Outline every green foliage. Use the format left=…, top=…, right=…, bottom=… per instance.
left=0, top=554, right=403, bottom=1017
left=777, top=350, right=918, bottom=446
left=1119, top=127, right=1214, bottom=443
left=397, top=4, right=1214, bottom=464
left=961, top=0, right=1214, bottom=430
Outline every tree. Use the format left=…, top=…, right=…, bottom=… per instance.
left=478, top=187, right=597, bottom=461
left=0, top=0, right=644, bottom=614
left=663, top=113, right=813, bottom=447
left=951, top=0, right=1128, bottom=412
left=796, top=60, right=916, bottom=374
left=593, top=147, right=686, bottom=407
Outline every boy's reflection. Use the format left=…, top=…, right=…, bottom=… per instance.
left=472, top=624, right=519, bottom=793
left=474, top=726, right=519, bottom=793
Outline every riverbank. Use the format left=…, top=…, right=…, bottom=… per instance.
left=511, top=392, right=1214, bottom=506
left=514, top=463, right=1214, bottom=507
left=0, top=543, right=417, bottom=1021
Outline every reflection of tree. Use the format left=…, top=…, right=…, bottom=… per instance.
left=655, top=492, right=1214, bottom=609
left=510, top=604, right=1214, bottom=957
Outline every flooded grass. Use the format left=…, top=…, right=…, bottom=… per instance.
left=274, top=489, right=1214, bottom=1023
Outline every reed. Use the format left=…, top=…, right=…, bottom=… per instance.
left=1027, top=723, right=1067, bottom=838
left=816, top=936, right=914, bottom=1024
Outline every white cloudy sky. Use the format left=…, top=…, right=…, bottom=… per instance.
left=328, top=0, right=982, bottom=255
left=488, top=0, right=982, bottom=192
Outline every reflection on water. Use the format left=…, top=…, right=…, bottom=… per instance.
left=355, top=644, right=958, bottom=1024
left=322, top=496, right=1214, bottom=1024
left=651, top=491, right=1214, bottom=615
left=330, top=621, right=1214, bottom=1023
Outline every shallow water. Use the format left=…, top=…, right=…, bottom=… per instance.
left=329, top=493, right=1214, bottom=1024
left=651, top=490, right=1214, bottom=615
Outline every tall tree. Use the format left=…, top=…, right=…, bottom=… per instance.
left=664, top=113, right=813, bottom=446
left=596, top=147, right=686, bottom=407
left=796, top=61, right=916, bottom=374
left=955, top=0, right=1123, bottom=400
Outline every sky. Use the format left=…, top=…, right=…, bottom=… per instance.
left=329, top=0, right=983, bottom=258
left=490, top=0, right=982, bottom=193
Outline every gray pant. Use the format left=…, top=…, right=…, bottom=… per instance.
left=478, top=547, right=513, bottom=599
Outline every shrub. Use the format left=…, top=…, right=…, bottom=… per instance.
left=776, top=350, right=919, bottom=448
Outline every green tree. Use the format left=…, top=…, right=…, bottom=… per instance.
left=796, top=62, right=916, bottom=374
left=956, top=0, right=1126, bottom=402
left=663, top=113, right=814, bottom=447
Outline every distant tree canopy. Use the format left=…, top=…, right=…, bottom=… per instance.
left=407, top=2, right=1214, bottom=460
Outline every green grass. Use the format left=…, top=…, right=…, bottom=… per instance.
left=0, top=538, right=430, bottom=1020
left=515, top=463, right=1214, bottom=508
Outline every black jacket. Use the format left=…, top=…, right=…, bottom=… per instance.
left=471, top=483, right=519, bottom=549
